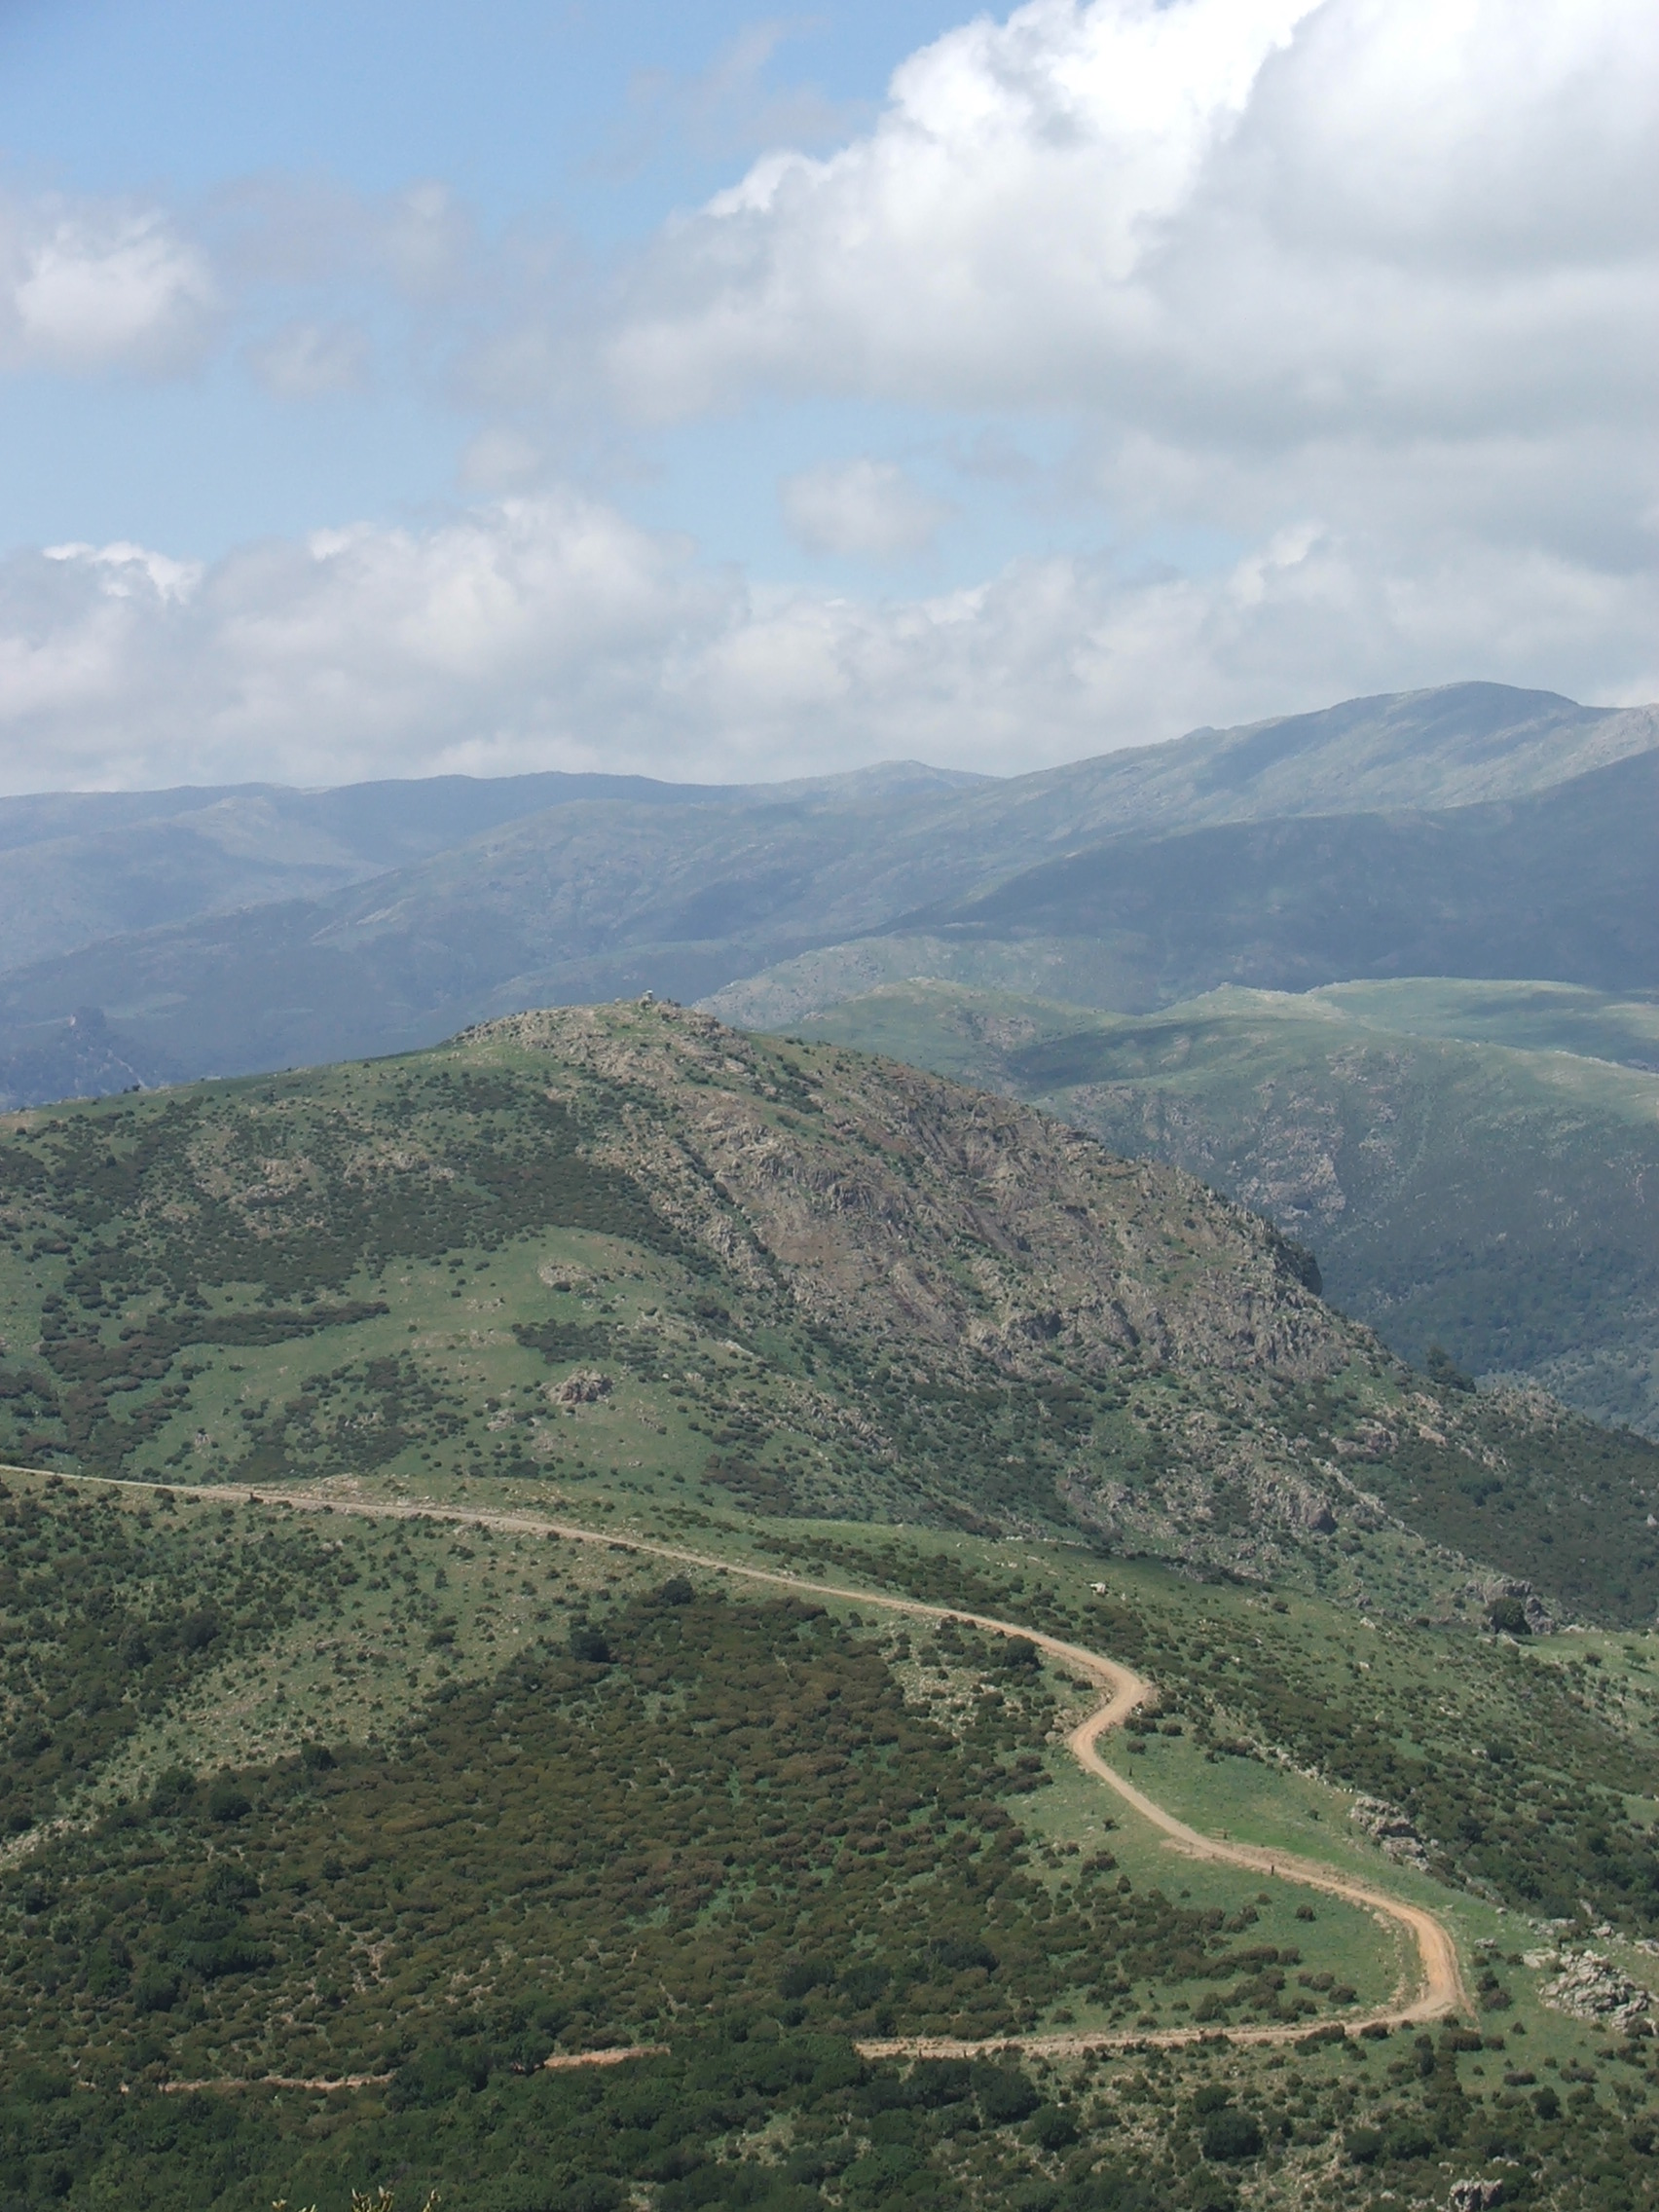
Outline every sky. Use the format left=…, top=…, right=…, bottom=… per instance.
left=0, top=0, right=1655, bottom=793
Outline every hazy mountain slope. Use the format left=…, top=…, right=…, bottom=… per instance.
left=791, top=979, right=1659, bottom=1435
left=0, top=769, right=776, bottom=976
left=1303, top=976, right=1659, bottom=1067
left=709, top=747, right=1659, bottom=1034
left=2, top=998, right=1656, bottom=1625
left=887, top=746, right=1659, bottom=1008
left=3, top=680, right=1655, bottom=1107
left=936, top=682, right=1659, bottom=849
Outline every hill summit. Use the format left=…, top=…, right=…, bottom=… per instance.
left=3, top=998, right=1655, bottom=1625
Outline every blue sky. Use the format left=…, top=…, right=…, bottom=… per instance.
left=0, top=0, right=1653, bottom=791
left=0, top=0, right=990, bottom=561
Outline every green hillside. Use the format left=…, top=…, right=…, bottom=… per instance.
left=6, top=1477, right=1659, bottom=2211
left=3, top=998, right=1658, bottom=1624
left=5, top=1006, right=1659, bottom=2209
left=789, top=980, right=1659, bottom=1438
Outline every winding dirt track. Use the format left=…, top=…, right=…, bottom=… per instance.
left=20, top=1473, right=1471, bottom=2058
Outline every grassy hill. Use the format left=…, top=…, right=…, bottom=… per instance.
left=6, top=1007, right=1659, bottom=2208
left=6, top=1477, right=1659, bottom=2210
left=788, top=980, right=1659, bottom=1440
left=4, top=998, right=1658, bottom=1626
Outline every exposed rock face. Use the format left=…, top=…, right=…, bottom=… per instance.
left=556, top=1371, right=612, bottom=1406
left=1350, top=1794, right=1431, bottom=1869
left=1532, top=1950, right=1652, bottom=2028
left=1449, top=2182, right=1507, bottom=2211
left=1468, top=1577, right=1556, bottom=1635
left=492, top=1002, right=1358, bottom=1393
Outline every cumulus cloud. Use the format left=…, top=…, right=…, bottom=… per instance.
left=780, top=459, right=953, bottom=559
left=597, top=0, right=1659, bottom=437
left=0, top=197, right=218, bottom=373
left=0, top=491, right=1653, bottom=794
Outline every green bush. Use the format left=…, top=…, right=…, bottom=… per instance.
left=976, top=2065, right=1041, bottom=2127
left=1025, top=2103, right=1079, bottom=2151
left=205, top=1780, right=250, bottom=1823
left=1200, top=2109, right=1263, bottom=2162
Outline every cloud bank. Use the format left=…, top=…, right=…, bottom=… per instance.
left=4, top=494, right=1652, bottom=793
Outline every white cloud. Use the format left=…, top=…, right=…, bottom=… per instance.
left=0, top=198, right=218, bottom=374
left=245, top=318, right=373, bottom=400
left=780, top=458, right=953, bottom=559
left=1, top=0, right=1656, bottom=784
left=599, top=0, right=1659, bottom=436
left=0, top=491, right=1652, bottom=794
left=242, top=318, right=373, bottom=400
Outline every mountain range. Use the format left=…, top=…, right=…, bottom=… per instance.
left=3, top=681, right=1657, bottom=1107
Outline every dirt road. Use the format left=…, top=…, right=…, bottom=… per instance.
left=18, top=1470, right=1471, bottom=2057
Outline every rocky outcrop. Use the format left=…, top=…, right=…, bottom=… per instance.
left=1449, top=2182, right=1508, bottom=2211
left=556, top=1371, right=612, bottom=1406
left=493, top=1002, right=1360, bottom=1393
left=1467, top=1577, right=1556, bottom=1636
left=1530, top=1949, right=1651, bottom=2028
left=1350, top=1795, right=1431, bottom=1870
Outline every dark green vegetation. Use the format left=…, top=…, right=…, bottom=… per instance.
left=0, top=1477, right=337, bottom=1837
left=4, top=999, right=1658, bottom=1625
left=749, top=1525, right=1659, bottom=1939
left=5, top=1565, right=1224, bottom=2080
left=4, top=1485, right=1659, bottom=2209
left=6, top=681, right=1658, bottom=1107
left=785, top=977, right=1659, bottom=1437
left=6, top=2017, right=1659, bottom=2212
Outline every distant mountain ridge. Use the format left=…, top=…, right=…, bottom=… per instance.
left=1, top=680, right=1654, bottom=1107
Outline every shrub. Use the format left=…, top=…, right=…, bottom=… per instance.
left=207, top=1779, right=252, bottom=1823
left=388, top=2041, right=495, bottom=2109
left=132, top=1966, right=179, bottom=2013
left=839, top=1962, right=892, bottom=2008
left=1345, top=2127, right=1383, bottom=2164
left=906, top=2059, right=973, bottom=2108
left=778, top=1958, right=835, bottom=1999
left=930, top=1936, right=997, bottom=1975
left=1025, top=2104, right=1079, bottom=2151
left=149, top=1766, right=196, bottom=1814
left=1201, top=2110, right=1263, bottom=2162
left=14, top=2068, right=69, bottom=2104
left=975, top=2065, right=1041, bottom=2127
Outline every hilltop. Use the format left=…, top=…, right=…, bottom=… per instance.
left=3, top=999, right=1656, bottom=1628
